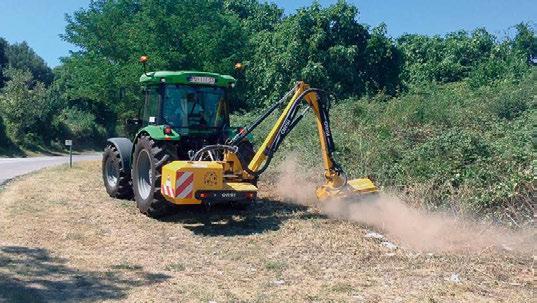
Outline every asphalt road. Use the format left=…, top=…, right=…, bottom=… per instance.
left=0, top=154, right=101, bottom=185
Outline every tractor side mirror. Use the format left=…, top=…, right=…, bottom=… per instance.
left=126, top=118, right=142, bottom=126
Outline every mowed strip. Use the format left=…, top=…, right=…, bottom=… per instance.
left=0, top=161, right=534, bottom=302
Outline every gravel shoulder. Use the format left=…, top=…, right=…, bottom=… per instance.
left=0, top=161, right=534, bottom=302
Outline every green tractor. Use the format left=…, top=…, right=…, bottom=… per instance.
left=102, top=59, right=255, bottom=218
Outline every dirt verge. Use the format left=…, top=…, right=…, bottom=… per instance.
left=0, top=161, right=534, bottom=302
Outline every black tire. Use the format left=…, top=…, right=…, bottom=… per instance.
left=102, top=145, right=133, bottom=199
left=132, top=134, right=176, bottom=218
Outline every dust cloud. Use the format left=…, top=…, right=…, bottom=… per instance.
left=274, top=153, right=318, bottom=206
left=274, top=155, right=536, bottom=254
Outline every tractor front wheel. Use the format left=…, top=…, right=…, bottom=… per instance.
left=102, top=144, right=133, bottom=199
left=132, top=135, right=175, bottom=218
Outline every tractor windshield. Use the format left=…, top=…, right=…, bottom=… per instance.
left=162, top=85, right=228, bottom=129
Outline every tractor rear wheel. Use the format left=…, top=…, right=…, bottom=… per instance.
left=132, top=134, right=176, bottom=218
left=102, top=144, right=133, bottom=199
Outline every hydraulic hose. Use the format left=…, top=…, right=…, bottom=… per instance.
left=229, top=84, right=299, bottom=146
left=191, top=144, right=238, bottom=161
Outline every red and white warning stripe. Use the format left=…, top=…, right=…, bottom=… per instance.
left=162, top=178, right=175, bottom=197
left=175, top=171, right=194, bottom=199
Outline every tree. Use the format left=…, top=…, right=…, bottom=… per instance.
left=0, top=68, right=51, bottom=146
left=6, top=42, right=54, bottom=86
left=223, top=0, right=284, bottom=33
left=397, top=27, right=532, bottom=86
left=512, top=23, right=537, bottom=60
left=60, top=0, right=248, bottom=123
left=362, top=24, right=402, bottom=95
left=244, top=1, right=402, bottom=107
left=0, top=38, right=8, bottom=88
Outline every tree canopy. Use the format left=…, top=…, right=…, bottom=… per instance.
left=0, top=38, right=9, bottom=88
left=58, top=0, right=406, bottom=110
left=0, top=0, right=535, bottom=148
left=397, top=26, right=535, bottom=87
left=6, top=42, right=54, bottom=85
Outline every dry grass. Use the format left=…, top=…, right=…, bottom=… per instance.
left=0, top=161, right=534, bottom=302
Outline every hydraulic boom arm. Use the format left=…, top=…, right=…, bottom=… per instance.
left=230, top=82, right=377, bottom=200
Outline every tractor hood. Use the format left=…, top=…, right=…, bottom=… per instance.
left=139, top=71, right=236, bottom=88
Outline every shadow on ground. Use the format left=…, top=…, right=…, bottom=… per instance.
left=0, top=246, right=170, bottom=303
left=162, top=198, right=325, bottom=237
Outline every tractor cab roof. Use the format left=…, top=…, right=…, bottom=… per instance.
left=139, top=71, right=236, bottom=88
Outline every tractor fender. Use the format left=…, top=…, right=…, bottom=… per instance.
left=106, top=137, right=134, bottom=172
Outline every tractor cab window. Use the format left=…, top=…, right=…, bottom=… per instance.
left=163, top=85, right=228, bottom=129
left=143, top=87, right=160, bottom=125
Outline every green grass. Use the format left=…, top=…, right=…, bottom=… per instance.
left=232, top=71, right=537, bottom=223
left=264, top=260, right=287, bottom=271
left=330, top=282, right=354, bottom=293
left=165, top=262, right=186, bottom=272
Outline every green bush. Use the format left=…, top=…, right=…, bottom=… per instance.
left=53, top=107, right=107, bottom=147
left=493, top=90, right=530, bottom=120
left=0, top=68, right=51, bottom=147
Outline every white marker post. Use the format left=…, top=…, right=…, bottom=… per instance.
left=65, top=140, right=73, bottom=168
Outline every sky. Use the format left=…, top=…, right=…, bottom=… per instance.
left=0, top=0, right=535, bottom=68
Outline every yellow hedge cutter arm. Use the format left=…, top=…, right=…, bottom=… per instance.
left=229, top=81, right=377, bottom=201
left=160, top=82, right=377, bottom=207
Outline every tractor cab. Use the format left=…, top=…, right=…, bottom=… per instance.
left=139, top=71, right=236, bottom=137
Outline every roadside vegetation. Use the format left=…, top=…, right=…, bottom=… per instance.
left=0, top=0, right=535, bottom=218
